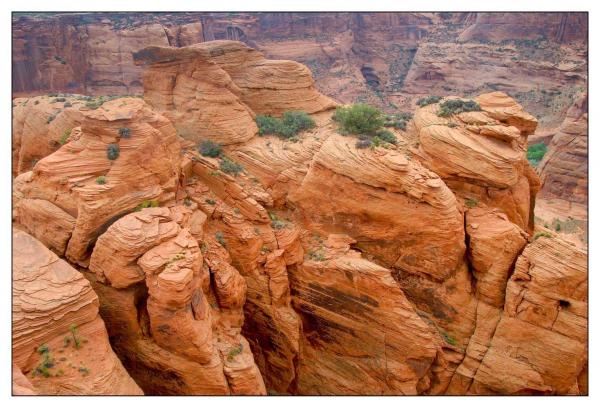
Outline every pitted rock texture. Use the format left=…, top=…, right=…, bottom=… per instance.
left=12, top=229, right=142, bottom=395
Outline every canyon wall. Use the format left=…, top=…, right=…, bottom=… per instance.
left=12, top=40, right=587, bottom=395
left=12, top=12, right=587, bottom=128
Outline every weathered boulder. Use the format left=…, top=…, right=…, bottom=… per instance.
left=411, top=92, right=540, bottom=231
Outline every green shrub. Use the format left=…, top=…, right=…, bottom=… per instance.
left=527, top=142, right=548, bottom=166
left=376, top=129, right=397, bottom=145
left=333, top=104, right=385, bottom=135
left=106, top=143, right=119, bottom=160
left=95, top=176, right=106, bottom=185
left=465, top=198, right=478, bottom=208
left=199, top=139, right=222, bottom=157
left=59, top=129, right=71, bottom=145
left=52, top=97, right=66, bottom=103
left=227, top=344, right=243, bottom=361
left=384, top=112, right=412, bottom=130
left=47, top=113, right=57, bottom=124
left=135, top=200, right=159, bottom=211
left=118, top=127, right=131, bottom=138
left=533, top=231, right=552, bottom=240
left=206, top=198, right=216, bottom=205
left=282, top=111, right=316, bottom=133
left=437, top=99, right=481, bottom=117
left=34, top=344, right=54, bottom=378
left=219, top=156, right=243, bottom=176
left=441, top=331, right=457, bottom=346
left=256, top=115, right=281, bottom=136
left=63, top=101, right=72, bottom=108
left=69, top=324, right=82, bottom=349
left=555, top=222, right=561, bottom=232
left=215, top=231, right=226, bottom=247
left=255, top=111, right=316, bottom=139
left=416, top=95, right=442, bottom=107
left=85, top=99, right=103, bottom=110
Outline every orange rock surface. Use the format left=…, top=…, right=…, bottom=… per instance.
left=12, top=39, right=587, bottom=396
left=12, top=229, right=142, bottom=395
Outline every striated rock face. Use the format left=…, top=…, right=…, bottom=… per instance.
left=12, top=229, right=142, bottom=395
left=289, top=236, right=441, bottom=395
left=449, top=234, right=587, bottom=395
left=132, top=41, right=336, bottom=144
left=290, top=132, right=465, bottom=280
left=538, top=94, right=588, bottom=204
left=12, top=38, right=587, bottom=396
left=17, top=97, right=181, bottom=264
left=12, top=95, right=84, bottom=176
left=411, top=92, right=540, bottom=232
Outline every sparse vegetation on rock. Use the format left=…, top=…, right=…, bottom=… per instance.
left=199, top=139, right=223, bottom=157
left=256, top=111, right=315, bottom=139
left=527, top=142, right=548, bottom=166
left=437, top=99, right=481, bottom=117
left=106, top=143, right=120, bottom=160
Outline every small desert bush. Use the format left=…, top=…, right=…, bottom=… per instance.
left=256, top=111, right=315, bottom=139
left=527, top=142, right=548, bottom=166
left=198, top=139, right=223, bottom=157
left=219, top=156, right=243, bottom=176
left=118, top=127, right=131, bottom=138
left=437, top=99, right=481, bottom=117
left=332, top=103, right=384, bottom=135
left=416, top=95, right=442, bottom=107
left=106, top=143, right=120, bottom=160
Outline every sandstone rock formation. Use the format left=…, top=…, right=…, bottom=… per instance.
left=12, top=39, right=587, bottom=396
left=12, top=229, right=142, bottom=395
left=448, top=233, right=587, bottom=395
left=411, top=92, right=540, bottom=232
left=538, top=94, right=588, bottom=204
left=12, top=95, right=84, bottom=176
left=12, top=12, right=587, bottom=130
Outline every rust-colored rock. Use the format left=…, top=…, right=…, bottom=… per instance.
left=18, top=97, right=181, bottom=265
left=12, top=230, right=142, bottom=395
left=538, top=94, right=588, bottom=204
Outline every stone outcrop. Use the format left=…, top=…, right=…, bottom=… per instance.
left=17, top=97, right=181, bottom=263
left=12, top=229, right=142, bottom=395
left=449, top=234, right=587, bottom=395
left=132, top=41, right=336, bottom=145
left=411, top=92, right=541, bottom=232
left=12, top=38, right=587, bottom=396
left=12, top=95, right=84, bottom=176
left=538, top=94, right=588, bottom=204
